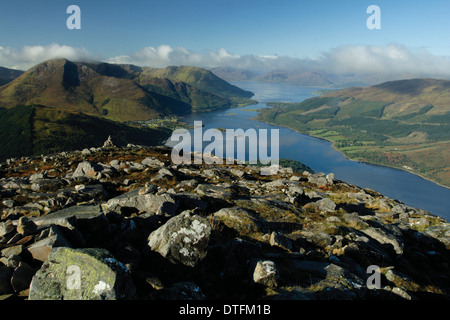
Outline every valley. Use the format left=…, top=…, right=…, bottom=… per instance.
left=257, top=79, right=450, bottom=188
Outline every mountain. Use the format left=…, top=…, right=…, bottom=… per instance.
left=258, top=78, right=450, bottom=187
left=256, top=70, right=334, bottom=87
left=1, top=142, right=449, bottom=300
left=0, top=66, right=24, bottom=86
left=0, top=59, right=255, bottom=122
left=210, top=66, right=260, bottom=82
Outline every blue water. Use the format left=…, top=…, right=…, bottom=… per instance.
left=177, top=81, right=450, bottom=220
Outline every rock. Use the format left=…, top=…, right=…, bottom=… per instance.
left=151, top=168, right=174, bottom=182
left=326, top=173, right=335, bottom=185
left=10, top=262, right=35, bottom=292
left=1, top=245, right=23, bottom=258
left=0, top=220, right=15, bottom=238
left=27, top=227, right=72, bottom=262
left=308, top=173, right=328, bottom=187
left=148, top=211, right=211, bottom=267
left=28, top=247, right=136, bottom=300
left=81, top=148, right=91, bottom=155
left=158, top=282, right=206, bottom=300
left=102, top=136, right=116, bottom=148
left=230, top=169, right=246, bottom=179
left=141, top=157, right=164, bottom=167
left=104, top=189, right=178, bottom=217
left=269, top=231, right=293, bottom=251
left=314, top=198, right=336, bottom=212
left=16, top=217, right=37, bottom=236
left=360, top=227, right=404, bottom=255
left=195, top=183, right=234, bottom=199
left=253, top=260, right=278, bottom=288
left=0, top=266, right=12, bottom=295
left=2, top=200, right=15, bottom=208
left=138, top=183, right=158, bottom=195
left=213, top=207, right=266, bottom=236
left=72, top=161, right=103, bottom=179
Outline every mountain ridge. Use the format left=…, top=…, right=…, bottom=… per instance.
left=0, top=59, right=255, bottom=122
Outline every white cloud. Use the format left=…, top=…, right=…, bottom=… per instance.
left=322, top=43, right=450, bottom=77
left=0, top=43, right=91, bottom=70
left=2, top=43, right=450, bottom=81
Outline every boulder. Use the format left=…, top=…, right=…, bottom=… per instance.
left=361, top=227, right=404, bottom=255
left=141, top=157, right=164, bottom=167
left=11, top=262, right=36, bottom=292
left=28, top=247, right=136, bottom=300
left=314, top=198, right=336, bottom=212
left=253, top=260, right=278, bottom=288
left=269, top=231, right=293, bottom=251
left=213, top=207, right=266, bottom=236
left=0, top=266, right=12, bottom=295
left=104, top=189, right=178, bottom=217
left=72, top=161, right=103, bottom=179
left=148, top=211, right=211, bottom=267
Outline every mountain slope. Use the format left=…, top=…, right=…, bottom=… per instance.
left=0, top=59, right=255, bottom=121
left=139, top=65, right=254, bottom=100
left=0, top=66, right=24, bottom=86
left=258, top=78, right=450, bottom=187
left=0, top=104, right=171, bottom=161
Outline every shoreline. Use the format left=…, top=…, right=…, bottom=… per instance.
left=254, top=115, right=450, bottom=191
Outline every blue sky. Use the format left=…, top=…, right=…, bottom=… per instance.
left=1, top=0, right=450, bottom=73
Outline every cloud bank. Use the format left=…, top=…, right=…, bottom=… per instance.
left=0, top=43, right=91, bottom=70
left=3, top=43, right=450, bottom=80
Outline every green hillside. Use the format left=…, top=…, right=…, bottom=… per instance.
left=0, top=105, right=171, bottom=161
left=258, top=78, right=450, bottom=187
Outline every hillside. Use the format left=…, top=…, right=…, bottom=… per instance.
left=0, top=104, right=171, bottom=161
left=0, top=59, right=255, bottom=122
left=0, top=67, right=24, bottom=86
left=0, top=142, right=448, bottom=301
left=257, top=78, right=450, bottom=187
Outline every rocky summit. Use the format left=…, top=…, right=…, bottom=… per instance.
left=0, top=140, right=449, bottom=301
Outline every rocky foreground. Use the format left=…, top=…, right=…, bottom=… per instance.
left=0, top=141, right=449, bottom=300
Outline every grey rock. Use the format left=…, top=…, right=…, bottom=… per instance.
left=148, top=211, right=211, bottom=267
left=314, top=198, right=336, bottom=212
left=308, top=173, right=328, bottom=186
left=29, top=247, right=136, bottom=300
left=2, top=200, right=15, bottom=208
left=0, top=220, right=15, bottom=238
left=360, top=227, right=404, bottom=255
left=104, top=189, right=178, bottom=216
left=141, top=157, right=164, bottom=167
left=270, top=231, right=293, bottom=251
left=1, top=245, right=23, bottom=258
left=253, top=260, right=278, bottom=288
left=230, top=169, right=246, bottom=178
left=72, top=161, right=103, bottom=179
left=102, top=136, right=116, bottom=148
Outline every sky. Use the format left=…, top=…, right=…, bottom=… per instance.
left=1, top=0, right=450, bottom=76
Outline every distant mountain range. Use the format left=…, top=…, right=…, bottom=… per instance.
left=210, top=66, right=448, bottom=88
left=258, top=78, right=450, bottom=187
